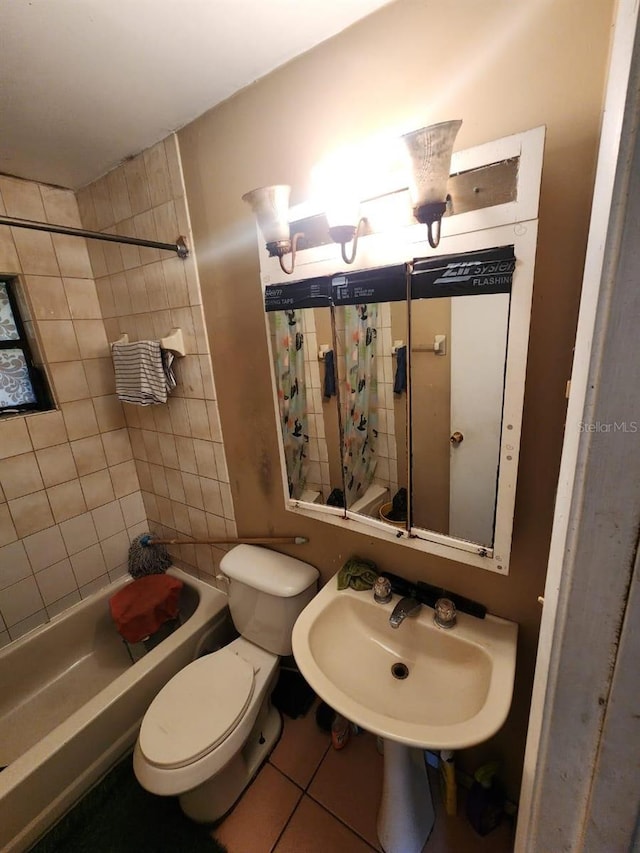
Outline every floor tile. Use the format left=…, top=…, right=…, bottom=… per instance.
left=274, top=795, right=376, bottom=853
left=269, top=700, right=331, bottom=788
left=213, top=764, right=302, bottom=853
left=308, top=730, right=383, bottom=850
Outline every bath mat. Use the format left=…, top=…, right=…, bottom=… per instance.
left=29, top=754, right=228, bottom=853
left=271, top=666, right=316, bottom=719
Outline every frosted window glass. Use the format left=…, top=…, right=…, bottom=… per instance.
left=0, top=283, right=20, bottom=341
left=0, top=349, right=37, bottom=407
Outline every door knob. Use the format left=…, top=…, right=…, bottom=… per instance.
left=450, top=431, right=464, bottom=445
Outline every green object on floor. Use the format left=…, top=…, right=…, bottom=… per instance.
left=29, top=754, right=227, bottom=853
left=337, top=556, right=378, bottom=591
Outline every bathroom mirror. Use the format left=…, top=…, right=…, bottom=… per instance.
left=409, top=248, right=513, bottom=547
left=257, top=126, right=544, bottom=573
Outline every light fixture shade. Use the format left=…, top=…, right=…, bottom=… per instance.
left=242, top=185, right=291, bottom=245
left=403, top=120, right=462, bottom=208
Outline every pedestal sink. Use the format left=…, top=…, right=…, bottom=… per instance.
left=291, top=578, right=518, bottom=853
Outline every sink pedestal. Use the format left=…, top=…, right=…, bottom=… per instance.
left=377, top=740, right=434, bottom=853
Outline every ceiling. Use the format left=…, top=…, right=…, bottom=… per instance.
left=0, top=0, right=393, bottom=190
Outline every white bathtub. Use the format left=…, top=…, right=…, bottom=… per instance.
left=0, top=567, right=231, bottom=853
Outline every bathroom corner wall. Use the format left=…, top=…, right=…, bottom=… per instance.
left=76, top=135, right=234, bottom=583
left=0, top=177, right=145, bottom=646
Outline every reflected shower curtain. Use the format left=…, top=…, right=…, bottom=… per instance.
left=274, top=310, right=308, bottom=499
left=342, top=303, right=378, bottom=503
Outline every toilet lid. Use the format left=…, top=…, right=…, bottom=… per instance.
left=139, top=648, right=255, bottom=769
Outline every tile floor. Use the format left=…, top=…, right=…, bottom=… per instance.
left=212, top=700, right=515, bottom=853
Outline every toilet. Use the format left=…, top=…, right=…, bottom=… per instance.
left=133, top=544, right=318, bottom=822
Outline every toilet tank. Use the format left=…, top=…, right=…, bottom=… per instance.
left=220, top=544, right=319, bottom=655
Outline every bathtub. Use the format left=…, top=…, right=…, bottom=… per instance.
left=0, top=567, right=231, bottom=853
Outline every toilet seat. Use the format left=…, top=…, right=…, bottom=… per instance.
left=139, top=648, right=255, bottom=769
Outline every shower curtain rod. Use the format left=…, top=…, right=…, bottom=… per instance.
left=0, top=215, right=189, bottom=259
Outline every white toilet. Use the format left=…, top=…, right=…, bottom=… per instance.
left=133, top=544, right=318, bottom=822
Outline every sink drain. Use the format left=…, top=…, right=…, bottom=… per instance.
left=391, top=662, right=409, bottom=680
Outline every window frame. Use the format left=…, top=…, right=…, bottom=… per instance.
left=0, top=276, right=53, bottom=415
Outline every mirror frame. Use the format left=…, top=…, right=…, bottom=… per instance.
left=256, top=126, right=545, bottom=574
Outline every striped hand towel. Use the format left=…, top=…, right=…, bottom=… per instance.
left=112, top=340, right=176, bottom=405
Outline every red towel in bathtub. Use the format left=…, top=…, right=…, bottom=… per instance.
left=109, top=575, right=183, bottom=643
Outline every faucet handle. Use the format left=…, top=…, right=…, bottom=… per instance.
left=373, top=576, right=392, bottom=604
left=434, top=597, right=457, bottom=629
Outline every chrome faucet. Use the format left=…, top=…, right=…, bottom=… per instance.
left=389, top=596, right=422, bottom=629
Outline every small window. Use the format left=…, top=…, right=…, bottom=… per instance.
left=0, top=278, right=52, bottom=415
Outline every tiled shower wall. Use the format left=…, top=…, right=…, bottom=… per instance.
left=76, top=135, right=235, bottom=583
left=0, top=177, right=146, bottom=646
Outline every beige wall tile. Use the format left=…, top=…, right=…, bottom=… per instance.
left=109, top=460, right=139, bottom=498
left=62, top=399, right=99, bottom=441
left=0, top=418, right=32, bottom=459
left=149, top=463, right=169, bottom=497
left=102, top=238, right=125, bottom=276
left=24, top=275, right=70, bottom=320
left=12, top=229, right=60, bottom=276
left=49, top=361, right=91, bottom=402
left=144, top=261, right=169, bottom=311
left=119, top=491, right=145, bottom=526
left=153, top=201, right=179, bottom=245
left=164, top=135, right=184, bottom=201
left=100, top=530, right=130, bottom=572
left=71, top=434, right=107, bottom=475
left=206, top=512, right=225, bottom=537
left=83, top=357, right=116, bottom=396
left=95, top=276, right=116, bottom=318
left=125, top=267, right=148, bottom=313
left=46, top=589, right=81, bottom=618
left=0, top=176, right=46, bottom=220
left=40, top=186, right=81, bottom=228
left=80, top=469, right=115, bottom=509
left=23, top=525, right=67, bottom=572
left=193, top=439, right=217, bottom=479
left=171, top=500, right=190, bottom=534
left=106, top=168, right=132, bottom=223
left=0, top=504, right=17, bottom=547
left=118, top=220, right=142, bottom=270
left=182, top=471, right=203, bottom=509
left=47, top=479, right=87, bottom=523
left=0, top=540, right=32, bottom=588
left=0, top=576, right=44, bottom=627
left=63, top=278, right=102, bottom=319
left=0, top=228, right=21, bottom=271
left=201, top=477, right=223, bottom=516
left=27, top=410, right=68, bottom=449
left=101, top=428, right=133, bottom=466
left=133, top=210, right=161, bottom=264
left=36, top=558, right=77, bottom=606
left=175, top=436, right=197, bottom=474
left=165, top=467, right=186, bottom=502
left=92, top=500, right=126, bottom=540
left=9, top=491, right=54, bottom=537
left=143, top=141, right=172, bottom=208
left=39, top=320, right=80, bottom=362
left=59, top=511, right=98, bottom=555
left=109, top=271, right=132, bottom=313
left=0, top=452, right=44, bottom=499
left=74, top=319, right=109, bottom=359
left=207, top=400, right=222, bottom=442
left=76, top=186, right=98, bottom=231
left=70, top=543, right=107, bottom=587
left=52, top=234, right=93, bottom=278
left=93, top=394, right=126, bottom=432
left=124, top=155, right=151, bottom=216
left=91, top=176, right=115, bottom=231
left=157, top=433, right=179, bottom=469
left=36, top=444, right=77, bottom=487
left=168, top=397, right=190, bottom=437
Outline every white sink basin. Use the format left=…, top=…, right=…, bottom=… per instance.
left=292, top=578, right=518, bottom=750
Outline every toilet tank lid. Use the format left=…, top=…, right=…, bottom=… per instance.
left=221, top=544, right=319, bottom=597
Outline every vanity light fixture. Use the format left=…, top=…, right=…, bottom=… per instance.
left=242, top=185, right=303, bottom=275
left=327, top=217, right=368, bottom=265
left=402, top=119, right=462, bottom=248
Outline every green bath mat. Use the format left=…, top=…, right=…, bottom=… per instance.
left=29, top=754, right=227, bottom=853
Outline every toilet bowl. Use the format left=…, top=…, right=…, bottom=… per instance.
left=133, top=544, right=318, bottom=822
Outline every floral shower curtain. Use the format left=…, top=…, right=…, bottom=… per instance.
left=341, top=303, right=378, bottom=504
left=274, top=310, right=308, bottom=499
